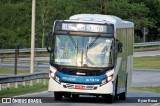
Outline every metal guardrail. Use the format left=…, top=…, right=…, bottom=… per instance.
left=0, top=72, right=49, bottom=91
left=0, top=42, right=160, bottom=54
left=134, top=41, right=160, bottom=47
left=0, top=72, right=49, bottom=84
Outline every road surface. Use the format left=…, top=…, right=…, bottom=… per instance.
left=134, top=50, right=160, bottom=57
left=0, top=90, right=159, bottom=106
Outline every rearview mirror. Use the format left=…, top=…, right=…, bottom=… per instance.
left=46, top=31, right=53, bottom=52
left=118, top=42, right=123, bottom=53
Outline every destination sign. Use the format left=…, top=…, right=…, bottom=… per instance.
left=55, top=22, right=113, bottom=33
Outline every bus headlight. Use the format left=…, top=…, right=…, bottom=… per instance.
left=107, top=75, right=113, bottom=82
left=101, top=69, right=114, bottom=85
left=101, top=75, right=113, bottom=85
left=50, top=71, right=61, bottom=84
left=50, top=71, right=56, bottom=78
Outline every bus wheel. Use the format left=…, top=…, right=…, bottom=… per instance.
left=72, top=94, right=79, bottom=98
left=105, top=94, right=113, bottom=103
left=114, top=76, right=118, bottom=100
left=54, top=92, right=62, bottom=101
left=119, top=92, right=126, bottom=100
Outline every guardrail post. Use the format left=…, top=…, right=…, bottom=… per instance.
left=0, top=84, right=2, bottom=91
left=36, top=62, right=39, bottom=71
left=37, top=79, right=40, bottom=84
left=15, top=45, right=19, bottom=75
left=14, top=82, right=18, bottom=89
left=22, top=81, right=26, bottom=87
left=30, top=80, right=33, bottom=86
left=7, top=83, right=10, bottom=90
left=43, top=78, right=46, bottom=85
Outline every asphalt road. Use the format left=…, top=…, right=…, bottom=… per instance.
left=0, top=90, right=160, bottom=106
left=131, top=70, right=160, bottom=87
left=134, top=50, right=160, bottom=57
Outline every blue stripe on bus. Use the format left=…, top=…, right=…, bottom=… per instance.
left=56, top=71, right=106, bottom=84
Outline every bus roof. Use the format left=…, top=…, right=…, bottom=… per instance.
left=68, top=14, right=134, bottom=28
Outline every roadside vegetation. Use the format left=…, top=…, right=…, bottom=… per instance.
left=0, top=84, right=48, bottom=97
left=129, top=86, right=160, bottom=93
left=0, top=0, right=160, bottom=49
left=134, top=56, right=160, bottom=70
left=0, top=68, right=29, bottom=74
left=0, top=68, right=46, bottom=74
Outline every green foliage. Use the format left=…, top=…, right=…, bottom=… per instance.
left=0, top=1, right=31, bottom=49
left=134, top=56, right=160, bottom=69
left=130, top=86, right=160, bottom=93
left=0, top=83, right=48, bottom=97
left=0, top=0, right=160, bottom=49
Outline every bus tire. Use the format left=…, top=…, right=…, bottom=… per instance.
left=114, top=76, right=118, bottom=100
left=54, top=92, right=62, bottom=101
left=119, top=92, right=126, bottom=100
left=105, top=94, right=113, bottom=103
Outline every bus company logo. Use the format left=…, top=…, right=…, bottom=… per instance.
left=62, top=77, right=76, bottom=81
left=2, top=98, right=11, bottom=103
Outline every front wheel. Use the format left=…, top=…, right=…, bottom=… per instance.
left=119, top=92, right=126, bottom=100
left=54, top=92, right=62, bottom=101
left=104, top=94, right=113, bottom=103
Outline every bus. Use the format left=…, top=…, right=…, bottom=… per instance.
left=46, top=14, right=134, bottom=103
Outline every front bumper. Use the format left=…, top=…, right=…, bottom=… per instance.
left=48, top=78, right=113, bottom=94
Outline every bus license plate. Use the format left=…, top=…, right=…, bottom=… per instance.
left=74, top=85, right=86, bottom=90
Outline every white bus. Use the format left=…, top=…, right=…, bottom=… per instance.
left=46, top=14, right=134, bottom=103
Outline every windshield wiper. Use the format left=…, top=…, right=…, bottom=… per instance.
left=68, top=33, right=77, bottom=49
left=82, top=34, right=101, bottom=67
left=87, top=34, right=101, bottom=48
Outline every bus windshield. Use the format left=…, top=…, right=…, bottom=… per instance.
left=52, top=34, right=113, bottom=68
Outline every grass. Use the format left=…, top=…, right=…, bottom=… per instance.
left=133, top=56, right=160, bottom=70
left=0, top=68, right=46, bottom=74
left=129, top=86, right=160, bottom=93
left=0, top=68, right=30, bottom=74
left=0, top=84, right=48, bottom=97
